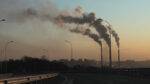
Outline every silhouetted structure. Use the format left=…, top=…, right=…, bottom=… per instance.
left=1, top=56, right=150, bottom=79
left=0, top=56, right=68, bottom=74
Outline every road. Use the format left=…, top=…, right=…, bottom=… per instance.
left=1, top=73, right=150, bottom=84
left=58, top=73, right=150, bottom=84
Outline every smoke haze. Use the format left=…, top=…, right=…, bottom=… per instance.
left=0, top=0, right=121, bottom=62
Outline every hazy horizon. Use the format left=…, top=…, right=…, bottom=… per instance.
left=0, top=0, right=150, bottom=62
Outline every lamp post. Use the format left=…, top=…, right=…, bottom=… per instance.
left=0, top=19, right=6, bottom=73
left=4, top=41, right=14, bottom=73
left=65, top=40, right=73, bottom=61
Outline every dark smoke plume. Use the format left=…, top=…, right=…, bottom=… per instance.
left=70, top=26, right=85, bottom=34
left=20, top=6, right=112, bottom=48
left=55, top=12, right=96, bottom=25
left=1, top=0, right=119, bottom=49
left=56, top=11, right=110, bottom=48
left=2, top=0, right=112, bottom=48
left=70, top=26, right=102, bottom=46
left=93, top=19, right=110, bottom=47
left=84, top=29, right=102, bottom=46
left=107, top=25, right=120, bottom=48
left=112, top=30, right=120, bottom=48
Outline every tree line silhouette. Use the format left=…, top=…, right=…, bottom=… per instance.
left=0, top=56, right=68, bottom=74
left=0, top=56, right=112, bottom=74
left=1, top=56, right=150, bottom=79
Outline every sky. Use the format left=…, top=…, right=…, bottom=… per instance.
left=0, top=0, right=150, bottom=61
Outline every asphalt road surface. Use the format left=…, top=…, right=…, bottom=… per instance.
left=56, top=73, right=150, bottom=84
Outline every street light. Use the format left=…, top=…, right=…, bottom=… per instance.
left=65, top=40, right=73, bottom=61
left=4, top=41, right=14, bottom=73
left=0, top=19, right=6, bottom=73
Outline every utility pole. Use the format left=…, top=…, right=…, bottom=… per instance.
left=0, top=19, right=6, bottom=73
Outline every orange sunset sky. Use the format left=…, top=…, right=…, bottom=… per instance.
left=0, top=0, right=150, bottom=61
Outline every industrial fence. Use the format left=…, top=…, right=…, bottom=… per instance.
left=0, top=73, right=59, bottom=84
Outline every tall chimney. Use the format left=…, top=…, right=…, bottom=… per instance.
left=109, top=32, right=112, bottom=68
left=100, top=45, right=103, bottom=67
left=118, top=48, right=120, bottom=68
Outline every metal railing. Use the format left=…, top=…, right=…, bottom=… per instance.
left=0, top=73, right=59, bottom=84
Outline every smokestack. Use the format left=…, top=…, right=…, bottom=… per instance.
left=100, top=44, right=103, bottom=67
left=107, top=25, right=120, bottom=68
left=118, top=48, right=120, bottom=68
left=109, top=32, right=112, bottom=68
left=71, top=28, right=104, bottom=68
